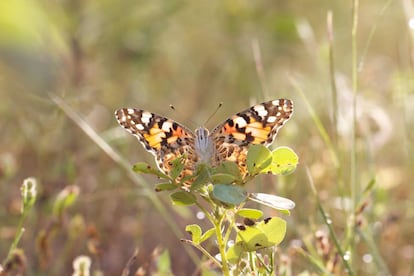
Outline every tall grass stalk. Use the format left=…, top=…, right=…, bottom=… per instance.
left=251, top=38, right=269, bottom=101
left=290, top=78, right=339, bottom=168
left=306, top=167, right=355, bottom=275
left=349, top=0, right=360, bottom=268
left=327, top=11, right=338, bottom=147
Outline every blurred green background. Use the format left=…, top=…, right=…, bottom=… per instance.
left=0, top=0, right=413, bottom=274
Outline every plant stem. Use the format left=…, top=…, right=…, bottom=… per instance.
left=214, top=213, right=230, bottom=276
left=181, top=239, right=222, bottom=268
left=196, top=200, right=231, bottom=274
left=223, top=213, right=235, bottom=247
left=357, top=228, right=390, bottom=274
left=5, top=211, right=27, bottom=264
left=195, top=200, right=214, bottom=223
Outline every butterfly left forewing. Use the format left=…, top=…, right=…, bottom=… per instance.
left=115, top=108, right=198, bottom=182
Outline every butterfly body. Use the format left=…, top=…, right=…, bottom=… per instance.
left=194, top=127, right=215, bottom=165
left=115, top=99, right=293, bottom=184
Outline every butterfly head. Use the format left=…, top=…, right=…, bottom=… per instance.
left=195, top=127, right=209, bottom=138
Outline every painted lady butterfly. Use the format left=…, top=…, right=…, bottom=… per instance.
left=115, top=99, right=293, bottom=184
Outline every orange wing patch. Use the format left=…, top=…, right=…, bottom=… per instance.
left=144, top=125, right=166, bottom=149
left=245, top=122, right=271, bottom=143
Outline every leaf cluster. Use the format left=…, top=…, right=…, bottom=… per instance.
left=133, top=144, right=298, bottom=274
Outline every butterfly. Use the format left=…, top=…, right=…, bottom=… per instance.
left=115, top=99, right=293, bottom=185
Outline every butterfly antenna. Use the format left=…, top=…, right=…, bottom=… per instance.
left=204, top=102, right=223, bottom=126
left=169, top=104, right=198, bottom=128
left=169, top=102, right=223, bottom=128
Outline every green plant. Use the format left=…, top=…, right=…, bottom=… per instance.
left=133, top=144, right=298, bottom=275
left=2, top=177, right=37, bottom=274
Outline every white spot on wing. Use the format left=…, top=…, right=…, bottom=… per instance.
left=136, top=124, right=144, bottom=130
left=254, top=105, right=268, bottom=116
left=234, top=117, right=247, bottom=127
left=254, top=104, right=265, bottom=111
left=267, top=116, right=276, bottom=123
left=272, top=100, right=280, bottom=106
left=141, top=112, right=152, bottom=123
left=161, top=121, right=172, bottom=131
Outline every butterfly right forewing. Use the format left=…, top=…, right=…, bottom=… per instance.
left=210, top=99, right=293, bottom=176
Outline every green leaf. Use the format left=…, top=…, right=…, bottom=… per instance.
left=236, top=208, right=263, bottom=220
left=132, top=162, right=154, bottom=173
left=236, top=217, right=287, bottom=251
left=157, top=249, right=172, bottom=274
left=185, top=225, right=214, bottom=245
left=170, top=156, right=185, bottom=180
left=226, top=242, right=244, bottom=264
left=256, top=217, right=287, bottom=246
left=180, top=174, right=195, bottom=184
left=246, top=145, right=272, bottom=175
left=214, top=161, right=242, bottom=182
left=212, top=184, right=247, bottom=205
left=248, top=192, right=295, bottom=210
left=211, top=173, right=237, bottom=184
left=170, top=191, right=196, bottom=206
left=277, top=209, right=291, bottom=215
left=363, top=177, right=376, bottom=195
left=268, top=146, right=298, bottom=175
left=132, top=162, right=169, bottom=179
left=190, top=165, right=210, bottom=192
left=199, top=227, right=215, bottom=243
left=154, top=182, right=177, bottom=192
left=53, top=185, right=79, bottom=217
left=185, top=224, right=202, bottom=244
left=236, top=225, right=265, bottom=251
